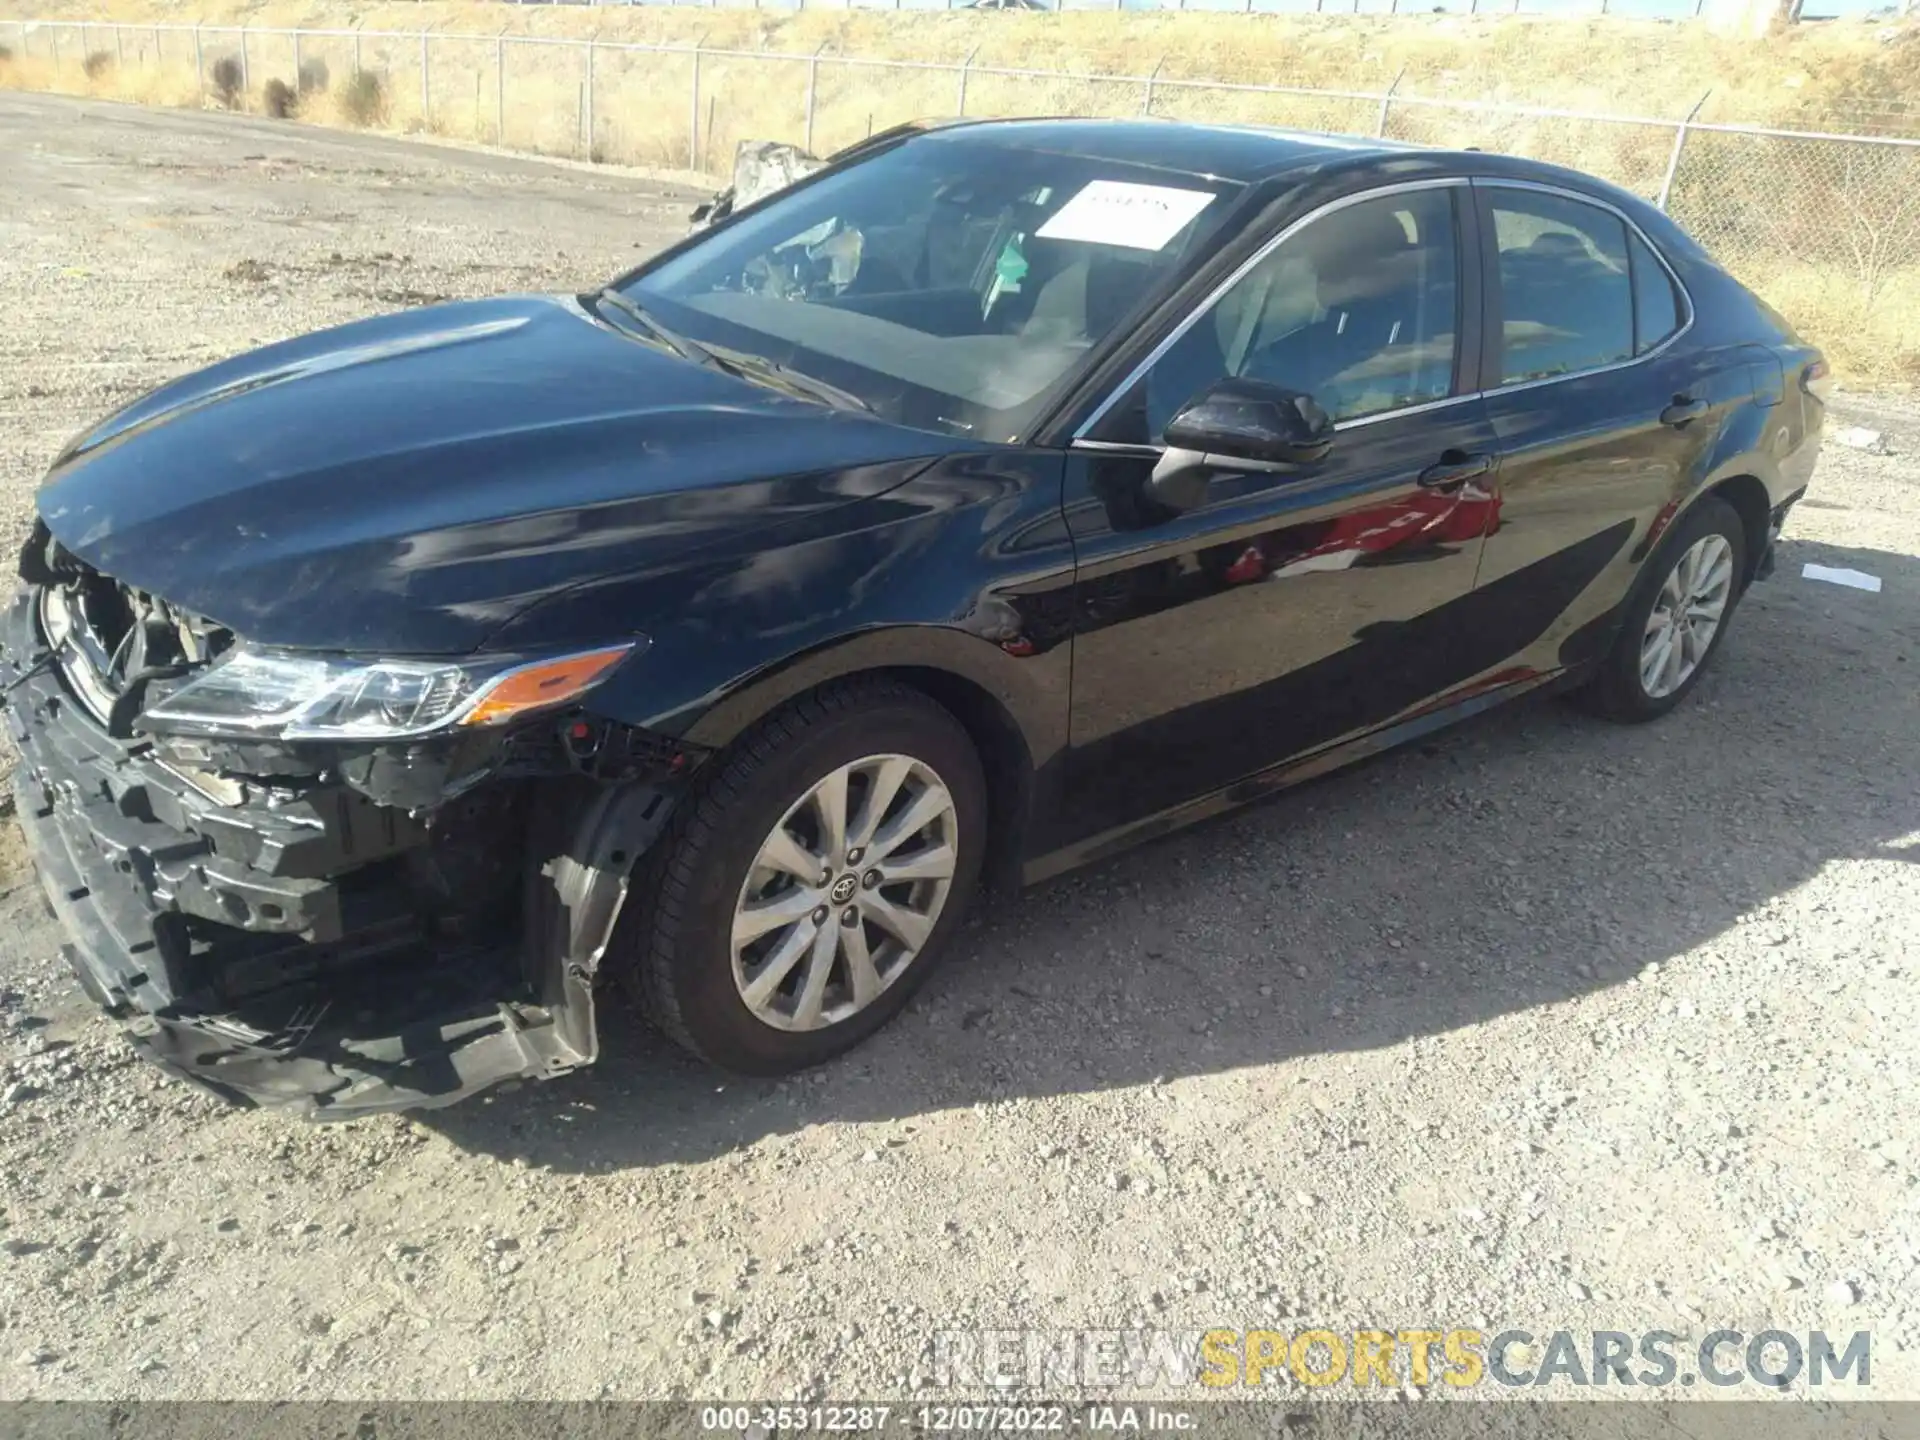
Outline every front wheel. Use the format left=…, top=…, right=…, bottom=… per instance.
left=619, top=679, right=987, bottom=1074
left=1576, top=494, right=1747, bottom=722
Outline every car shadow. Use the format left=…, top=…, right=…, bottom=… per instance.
left=423, top=535, right=1917, bottom=1171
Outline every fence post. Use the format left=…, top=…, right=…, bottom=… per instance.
left=420, top=32, right=430, bottom=126
left=152, top=25, right=160, bottom=65
left=194, top=25, right=203, bottom=103
left=584, top=38, right=595, bottom=159
left=115, top=24, right=124, bottom=66
left=804, top=41, right=826, bottom=153
left=1655, top=90, right=1711, bottom=212
left=353, top=25, right=361, bottom=76
left=1376, top=67, right=1404, bottom=138
left=956, top=47, right=977, bottom=116
left=239, top=26, right=248, bottom=93
left=497, top=32, right=506, bottom=145
left=1141, top=56, right=1164, bottom=117
left=293, top=29, right=301, bottom=82
left=689, top=44, right=702, bottom=171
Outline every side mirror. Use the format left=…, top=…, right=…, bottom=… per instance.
left=1149, top=378, right=1335, bottom=512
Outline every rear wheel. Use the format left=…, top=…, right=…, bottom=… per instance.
left=1576, top=494, right=1746, bottom=722
left=621, top=679, right=986, bottom=1074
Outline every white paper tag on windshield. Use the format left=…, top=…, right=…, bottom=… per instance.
left=1035, top=181, right=1215, bottom=252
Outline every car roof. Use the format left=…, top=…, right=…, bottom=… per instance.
left=910, top=118, right=1679, bottom=237
left=917, top=117, right=1414, bottom=185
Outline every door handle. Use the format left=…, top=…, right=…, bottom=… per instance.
left=1417, top=451, right=1494, bottom=492
left=1661, top=395, right=1709, bottom=427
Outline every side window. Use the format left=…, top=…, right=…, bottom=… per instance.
left=1629, top=232, right=1682, bottom=355
left=1489, top=190, right=1633, bottom=385
left=1140, top=188, right=1461, bottom=436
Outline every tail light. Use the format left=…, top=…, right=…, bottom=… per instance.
left=1801, top=359, right=1833, bottom=403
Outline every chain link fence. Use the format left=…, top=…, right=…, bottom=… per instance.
left=135, top=0, right=1742, bottom=16
left=3, top=17, right=1917, bottom=381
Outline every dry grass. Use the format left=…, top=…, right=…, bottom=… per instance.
left=6, top=0, right=1919, bottom=128
left=1, top=3, right=1916, bottom=384
left=1744, top=261, right=1920, bottom=387
left=0, top=44, right=200, bottom=105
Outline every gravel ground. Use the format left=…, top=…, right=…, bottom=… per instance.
left=1, top=90, right=1917, bottom=1405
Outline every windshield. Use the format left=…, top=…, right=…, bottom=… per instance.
left=621, top=134, right=1244, bottom=442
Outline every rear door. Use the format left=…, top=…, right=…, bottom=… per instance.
left=1468, top=180, right=1746, bottom=673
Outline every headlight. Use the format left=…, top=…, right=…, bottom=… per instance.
left=137, top=642, right=639, bottom=741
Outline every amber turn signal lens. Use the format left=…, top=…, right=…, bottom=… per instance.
left=460, top=645, right=634, bottom=727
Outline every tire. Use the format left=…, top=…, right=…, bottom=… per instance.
left=1575, top=494, right=1748, bottom=723
left=619, top=678, right=987, bottom=1075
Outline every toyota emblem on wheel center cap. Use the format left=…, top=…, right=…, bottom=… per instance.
left=829, top=873, right=859, bottom=905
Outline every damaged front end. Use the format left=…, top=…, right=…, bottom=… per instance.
left=2, top=526, right=702, bottom=1119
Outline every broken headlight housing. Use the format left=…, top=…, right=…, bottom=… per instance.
left=137, top=642, right=639, bottom=742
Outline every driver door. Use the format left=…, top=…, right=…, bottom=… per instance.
left=1059, top=180, right=1506, bottom=843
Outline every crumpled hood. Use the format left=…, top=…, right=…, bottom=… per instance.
left=35, top=295, right=959, bottom=653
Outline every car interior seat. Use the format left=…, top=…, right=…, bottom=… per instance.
left=1499, top=228, right=1632, bottom=377
left=1016, top=243, right=1158, bottom=345
left=1236, top=204, right=1452, bottom=418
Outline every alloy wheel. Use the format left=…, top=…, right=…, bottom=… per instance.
left=730, top=754, right=959, bottom=1032
left=1640, top=532, right=1734, bottom=700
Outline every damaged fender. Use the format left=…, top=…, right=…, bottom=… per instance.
left=518, top=780, right=677, bottom=1096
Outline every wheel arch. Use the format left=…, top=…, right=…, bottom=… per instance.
left=1703, top=472, right=1773, bottom=587
left=1573, top=446, right=1777, bottom=677
left=1689, top=401, right=1787, bottom=588
left=881, top=665, right=1035, bottom=892
left=665, top=628, right=1064, bottom=891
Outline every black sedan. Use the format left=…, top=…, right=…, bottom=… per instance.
left=2, top=119, right=1824, bottom=1116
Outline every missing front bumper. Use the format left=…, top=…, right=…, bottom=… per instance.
left=3, top=588, right=672, bottom=1119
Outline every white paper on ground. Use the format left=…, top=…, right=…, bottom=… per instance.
left=1035, top=181, right=1217, bottom=252
left=1802, top=563, right=1883, bottom=593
